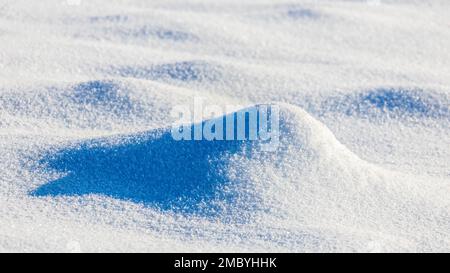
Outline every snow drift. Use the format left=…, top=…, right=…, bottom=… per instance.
left=1, top=0, right=450, bottom=252
left=31, top=103, right=450, bottom=251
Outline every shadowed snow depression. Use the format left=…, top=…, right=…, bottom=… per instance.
left=0, top=0, right=449, bottom=252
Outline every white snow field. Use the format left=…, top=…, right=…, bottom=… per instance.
left=0, top=0, right=449, bottom=252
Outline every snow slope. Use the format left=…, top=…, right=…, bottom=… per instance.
left=0, top=0, right=449, bottom=252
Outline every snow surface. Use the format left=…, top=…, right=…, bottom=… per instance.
left=0, top=0, right=449, bottom=252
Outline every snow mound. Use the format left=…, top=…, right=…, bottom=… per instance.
left=31, top=103, right=359, bottom=214
left=31, top=103, right=450, bottom=251
left=322, top=88, right=450, bottom=120
left=0, top=80, right=146, bottom=131
left=114, top=61, right=222, bottom=83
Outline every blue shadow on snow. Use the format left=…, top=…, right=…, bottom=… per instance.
left=31, top=110, right=269, bottom=216
left=322, top=88, right=449, bottom=119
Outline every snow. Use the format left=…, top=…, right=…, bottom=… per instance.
left=0, top=0, right=449, bottom=252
